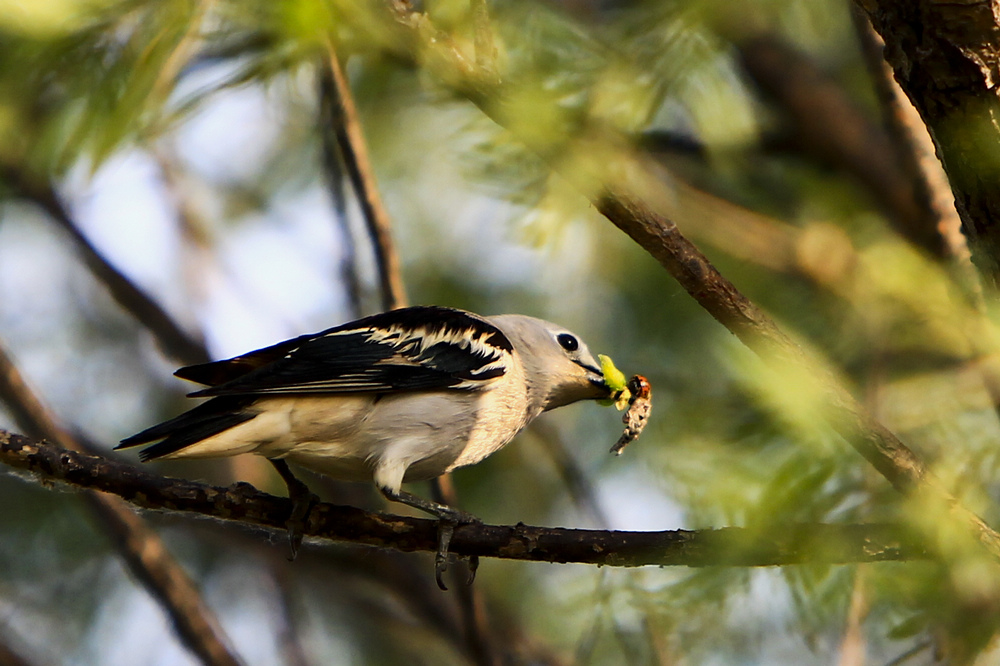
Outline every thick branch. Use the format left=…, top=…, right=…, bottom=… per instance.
left=0, top=429, right=929, bottom=567
left=859, top=0, right=1000, bottom=288
left=850, top=12, right=967, bottom=264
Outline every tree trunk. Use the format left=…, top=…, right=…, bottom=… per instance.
left=861, top=0, right=1000, bottom=287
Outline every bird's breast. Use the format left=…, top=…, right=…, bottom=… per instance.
left=445, top=357, right=531, bottom=472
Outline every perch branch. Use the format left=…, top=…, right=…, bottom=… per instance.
left=0, top=428, right=930, bottom=567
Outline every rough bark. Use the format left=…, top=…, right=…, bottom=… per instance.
left=0, top=429, right=929, bottom=568
left=860, top=0, right=1000, bottom=288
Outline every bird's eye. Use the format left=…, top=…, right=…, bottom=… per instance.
left=557, top=333, right=579, bottom=352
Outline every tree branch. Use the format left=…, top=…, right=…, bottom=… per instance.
left=0, top=345, right=241, bottom=666
left=849, top=11, right=968, bottom=265
left=595, top=184, right=1000, bottom=559
left=1, top=168, right=210, bottom=366
left=378, top=5, right=1000, bottom=563
left=0, top=428, right=930, bottom=567
left=859, top=0, right=1000, bottom=289
left=319, top=42, right=408, bottom=311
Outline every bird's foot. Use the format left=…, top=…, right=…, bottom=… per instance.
left=284, top=489, right=319, bottom=561
left=378, top=486, right=481, bottom=590
left=432, top=507, right=481, bottom=591
left=269, top=459, right=320, bottom=560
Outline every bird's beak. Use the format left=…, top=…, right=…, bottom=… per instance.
left=580, top=362, right=612, bottom=398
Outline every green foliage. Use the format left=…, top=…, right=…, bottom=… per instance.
left=2, top=0, right=1000, bottom=664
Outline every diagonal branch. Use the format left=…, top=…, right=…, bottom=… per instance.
left=0, top=344, right=241, bottom=666
left=2, top=168, right=210, bottom=366
left=0, top=428, right=930, bottom=567
left=319, top=41, right=408, bottom=311
left=596, top=174, right=1000, bottom=560
left=378, top=6, right=1000, bottom=562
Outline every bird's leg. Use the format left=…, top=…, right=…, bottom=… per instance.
left=378, top=486, right=480, bottom=590
left=269, top=459, right=320, bottom=560
left=430, top=478, right=480, bottom=586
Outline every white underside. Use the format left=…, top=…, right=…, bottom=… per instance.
left=161, top=361, right=534, bottom=494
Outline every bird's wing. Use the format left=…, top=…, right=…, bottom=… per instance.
left=184, top=306, right=513, bottom=397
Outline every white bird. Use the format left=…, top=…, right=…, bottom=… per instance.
left=119, top=306, right=611, bottom=584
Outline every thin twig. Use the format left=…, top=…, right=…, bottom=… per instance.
left=0, top=428, right=932, bottom=567
left=319, top=35, right=499, bottom=662
left=266, top=555, right=312, bottom=666
left=147, top=0, right=213, bottom=111
left=318, top=73, right=365, bottom=319
left=3, top=168, right=210, bottom=366
left=320, top=42, right=407, bottom=311
left=836, top=567, right=869, bottom=666
left=0, top=345, right=241, bottom=666
left=882, top=641, right=932, bottom=666
left=319, top=31, right=505, bottom=661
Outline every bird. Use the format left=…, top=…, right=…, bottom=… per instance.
left=118, top=305, right=611, bottom=586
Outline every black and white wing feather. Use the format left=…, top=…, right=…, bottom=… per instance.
left=180, top=306, right=513, bottom=398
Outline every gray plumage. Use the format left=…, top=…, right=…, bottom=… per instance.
left=119, top=306, right=609, bottom=495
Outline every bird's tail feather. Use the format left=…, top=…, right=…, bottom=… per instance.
left=117, top=397, right=257, bottom=461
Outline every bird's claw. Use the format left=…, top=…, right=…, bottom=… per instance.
left=285, top=489, right=319, bottom=561
left=377, top=485, right=481, bottom=589
left=433, top=511, right=480, bottom=591
left=435, top=519, right=457, bottom=590
left=269, top=459, right=319, bottom=561
left=467, top=555, right=480, bottom=586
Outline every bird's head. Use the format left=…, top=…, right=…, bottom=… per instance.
left=489, top=314, right=611, bottom=412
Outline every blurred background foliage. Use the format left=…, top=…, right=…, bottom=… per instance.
left=1, top=0, right=998, bottom=664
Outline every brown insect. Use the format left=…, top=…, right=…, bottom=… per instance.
left=610, top=374, right=651, bottom=455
